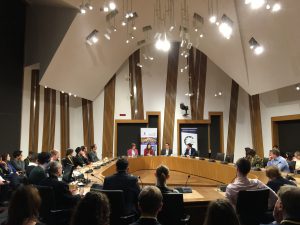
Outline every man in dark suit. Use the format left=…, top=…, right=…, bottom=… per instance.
left=40, top=161, right=80, bottom=209
left=130, top=186, right=162, bottom=225
left=160, top=143, right=173, bottom=156
left=184, top=143, right=197, bottom=157
left=29, top=152, right=51, bottom=185
left=103, top=157, right=140, bottom=215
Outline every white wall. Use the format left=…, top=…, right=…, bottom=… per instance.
left=93, top=90, right=104, bottom=157
left=69, top=96, right=84, bottom=149
left=260, top=86, right=300, bottom=156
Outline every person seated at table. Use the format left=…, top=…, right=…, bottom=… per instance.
left=144, top=144, right=155, bottom=156
left=184, top=143, right=197, bottom=157
left=88, top=144, right=100, bottom=162
left=103, top=157, right=140, bottom=215
left=74, top=147, right=86, bottom=167
left=23, top=151, right=34, bottom=169
left=130, top=186, right=163, bottom=225
left=160, top=143, right=173, bottom=156
left=128, top=143, right=139, bottom=157
left=267, top=149, right=290, bottom=173
left=28, top=152, right=51, bottom=185
left=40, top=161, right=80, bottom=209
left=25, top=152, right=38, bottom=177
left=50, top=149, right=60, bottom=162
left=245, top=148, right=263, bottom=168
left=265, top=166, right=296, bottom=194
left=10, top=150, right=25, bottom=173
left=0, top=153, right=16, bottom=175
left=70, top=191, right=110, bottom=225
left=226, top=158, right=277, bottom=209
left=80, top=146, right=91, bottom=165
left=293, top=151, right=300, bottom=171
left=155, top=165, right=178, bottom=193
left=65, top=148, right=76, bottom=167
left=203, top=199, right=240, bottom=225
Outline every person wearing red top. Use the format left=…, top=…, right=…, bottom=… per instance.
left=144, top=143, right=154, bottom=156
left=127, top=143, right=139, bottom=157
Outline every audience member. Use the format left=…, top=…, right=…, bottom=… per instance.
left=265, top=166, right=296, bottom=193
left=65, top=148, right=76, bottom=167
left=74, top=147, right=85, bottom=167
left=293, top=151, right=300, bottom=171
left=267, top=149, right=290, bottom=173
left=23, top=151, right=34, bottom=169
left=245, top=148, right=263, bottom=168
left=88, top=144, right=99, bottom=162
left=50, top=149, right=60, bottom=162
left=81, top=146, right=91, bottom=165
left=226, top=158, right=277, bottom=209
left=40, top=161, right=80, bottom=209
left=203, top=199, right=240, bottom=225
left=184, top=143, right=197, bottom=157
left=155, top=165, right=178, bottom=193
left=103, top=157, right=140, bottom=214
left=28, top=152, right=50, bottom=185
left=144, top=144, right=155, bottom=156
left=0, top=154, right=16, bottom=175
left=5, top=185, right=42, bottom=225
left=10, top=150, right=25, bottom=173
left=130, top=186, right=163, bottom=225
left=25, top=153, right=38, bottom=177
left=160, top=143, right=173, bottom=156
left=70, top=191, right=110, bottom=225
left=127, top=143, right=139, bottom=157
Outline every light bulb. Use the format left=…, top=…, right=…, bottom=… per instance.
left=219, top=22, right=233, bottom=39
left=109, top=2, right=116, bottom=10
left=209, top=15, right=217, bottom=24
left=272, top=3, right=281, bottom=12
left=254, top=46, right=264, bottom=55
left=250, top=0, right=265, bottom=9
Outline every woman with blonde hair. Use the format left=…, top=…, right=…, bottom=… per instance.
left=155, top=165, right=178, bottom=193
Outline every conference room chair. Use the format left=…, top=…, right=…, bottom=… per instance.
left=158, top=193, right=190, bottom=225
left=288, top=161, right=296, bottom=173
left=61, top=158, right=68, bottom=170
left=263, top=157, right=269, bottom=167
left=35, top=185, right=72, bottom=225
left=96, top=189, right=136, bottom=225
left=215, top=153, right=225, bottom=161
left=225, top=154, right=234, bottom=163
left=236, top=188, right=272, bottom=225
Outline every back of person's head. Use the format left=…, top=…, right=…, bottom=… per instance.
left=7, top=185, right=41, bottom=225
left=270, top=149, right=280, bottom=157
left=294, top=151, right=300, bottom=158
left=66, top=148, right=74, bottom=157
left=236, top=158, right=251, bottom=176
left=266, top=166, right=281, bottom=180
left=138, top=186, right=163, bottom=216
left=278, top=186, right=300, bottom=219
left=29, top=152, right=38, bottom=163
left=37, top=152, right=51, bottom=165
left=116, top=157, right=129, bottom=171
left=48, top=161, right=62, bottom=177
left=70, top=191, right=110, bottom=225
left=155, top=165, right=169, bottom=184
left=12, top=150, right=22, bottom=159
left=203, top=199, right=240, bottom=225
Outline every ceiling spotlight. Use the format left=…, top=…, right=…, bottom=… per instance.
left=103, top=6, right=109, bottom=12
left=209, top=15, right=217, bottom=24
left=136, top=63, right=143, bottom=68
left=254, top=46, right=264, bottom=55
left=219, top=14, right=233, bottom=39
left=155, top=33, right=171, bottom=52
left=250, top=0, right=265, bottom=9
left=245, top=0, right=252, bottom=4
left=45, top=86, right=48, bottom=88
left=74, top=95, right=77, bottom=98
left=85, top=3, right=93, bottom=10
left=133, top=26, right=137, bottom=30
left=109, top=1, right=116, bottom=10
left=200, top=33, right=204, bottom=38
left=249, top=37, right=264, bottom=55
left=180, top=68, right=184, bottom=73
left=296, top=85, right=300, bottom=91
left=104, top=33, right=110, bottom=40
left=86, top=29, right=99, bottom=45
left=272, top=3, right=281, bottom=12
left=121, top=21, right=126, bottom=26
left=194, top=28, right=198, bottom=32
left=113, top=27, right=117, bottom=32
left=214, top=93, right=218, bottom=97
left=126, top=39, right=130, bottom=44
left=169, top=26, right=175, bottom=32
left=79, top=4, right=86, bottom=14
left=216, top=21, right=220, bottom=26
left=61, top=91, right=64, bottom=94
left=69, top=93, right=72, bottom=96
left=184, top=65, right=189, bottom=70
left=148, top=56, right=154, bottom=61
left=266, top=4, right=271, bottom=9
left=218, top=92, right=222, bottom=96
left=184, top=53, right=189, bottom=58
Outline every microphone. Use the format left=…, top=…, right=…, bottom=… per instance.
left=185, top=175, right=191, bottom=187
left=138, top=176, right=144, bottom=188
left=91, top=173, right=103, bottom=182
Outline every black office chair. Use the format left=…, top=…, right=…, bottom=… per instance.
left=158, top=193, right=190, bottom=225
left=96, top=189, right=136, bottom=225
left=225, top=154, right=234, bottom=163
left=288, top=161, right=296, bottom=173
left=35, top=185, right=72, bottom=225
left=215, top=153, right=225, bottom=161
left=263, top=157, right=269, bottom=167
left=236, top=188, right=271, bottom=225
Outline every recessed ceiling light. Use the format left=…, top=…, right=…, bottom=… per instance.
left=250, top=0, right=265, bottom=9
left=254, top=46, right=264, bottom=55
left=272, top=3, right=281, bottom=12
left=109, top=2, right=116, bottom=10
left=296, top=86, right=300, bottom=91
left=209, top=15, right=217, bottom=24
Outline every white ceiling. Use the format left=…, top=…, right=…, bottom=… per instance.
left=39, top=0, right=300, bottom=100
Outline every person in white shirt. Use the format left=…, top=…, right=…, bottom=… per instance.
left=293, top=151, right=300, bottom=171
left=226, top=158, right=278, bottom=209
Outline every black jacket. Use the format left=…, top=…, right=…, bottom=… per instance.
left=267, top=177, right=296, bottom=193
left=130, top=218, right=161, bottom=225
left=184, top=148, right=197, bottom=157
left=160, top=149, right=173, bottom=156
left=103, top=171, right=140, bottom=214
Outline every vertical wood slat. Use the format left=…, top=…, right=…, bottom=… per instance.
left=82, top=99, right=94, bottom=148
left=60, top=93, right=70, bottom=157
left=28, top=70, right=40, bottom=153
left=162, top=42, right=180, bottom=149
left=102, top=75, right=116, bottom=158
left=226, top=80, right=239, bottom=155
left=42, top=88, right=56, bottom=152
left=129, top=49, right=144, bottom=120
left=249, top=94, right=264, bottom=157
left=189, top=49, right=207, bottom=120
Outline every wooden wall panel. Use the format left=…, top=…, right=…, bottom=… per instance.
left=129, top=49, right=144, bottom=120
left=60, top=93, right=70, bottom=157
left=82, top=99, right=94, bottom=148
left=189, top=49, right=207, bottom=120
left=28, top=70, right=40, bottom=153
left=249, top=94, right=264, bottom=157
left=162, top=42, right=180, bottom=148
left=102, top=75, right=116, bottom=158
left=42, top=88, right=56, bottom=152
left=226, top=80, right=239, bottom=155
